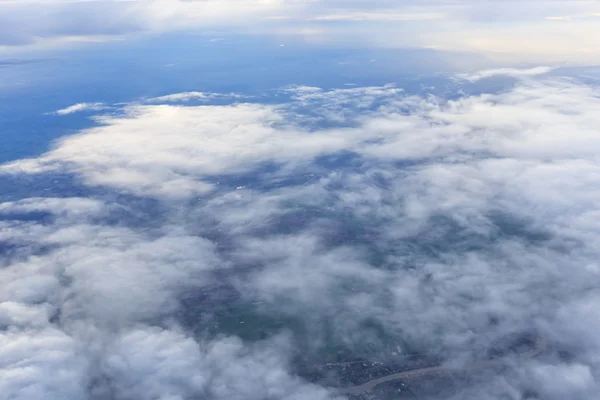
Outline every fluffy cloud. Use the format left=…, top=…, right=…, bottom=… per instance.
left=0, top=328, right=87, bottom=400
left=2, top=72, right=600, bottom=399
left=7, top=77, right=599, bottom=199
left=98, top=328, right=339, bottom=400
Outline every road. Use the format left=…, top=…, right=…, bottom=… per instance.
left=337, top=332, right=547, bottom=395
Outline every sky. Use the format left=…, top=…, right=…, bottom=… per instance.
left=1, top=0, right=600, bottom=62
left=2, top=1, right=600, bottom=400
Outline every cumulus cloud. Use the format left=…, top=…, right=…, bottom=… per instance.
left=308, top=12, right=446, bottom=21
left=3, top=72, right=600, bottom=399
left=1, top=103, right=367, bottom=198
left=0, top=328, right=87, bottom=400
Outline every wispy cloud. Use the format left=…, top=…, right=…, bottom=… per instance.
left=309, top=12, right=446, bottom=21
left=456, top=66, right=555, bottom=82
left=51, top=102, right=106, bottom=115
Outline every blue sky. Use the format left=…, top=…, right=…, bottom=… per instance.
left=2, top=2, right=600, bottom=400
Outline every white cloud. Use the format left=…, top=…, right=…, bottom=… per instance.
left=0, top=328, right=87, bottom=400
left=51, top=102, right=106, bottom=115
left=457, top=66, right=555, bottom=82
left=145, top=92, right=243, bottom=103
left=545, top=16, right=573, bottom=21
left=1, top=103, right=367, bottom=198
left=3, top=75, right=600, bottom=398
left=4, top=77, right=600, bottom=199
left=0, top=197, right=105, bottom=217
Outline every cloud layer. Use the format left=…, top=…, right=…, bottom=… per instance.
left=2, top=0, right=600, bottom=63
left=2, top=72, right=600, bottom=399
